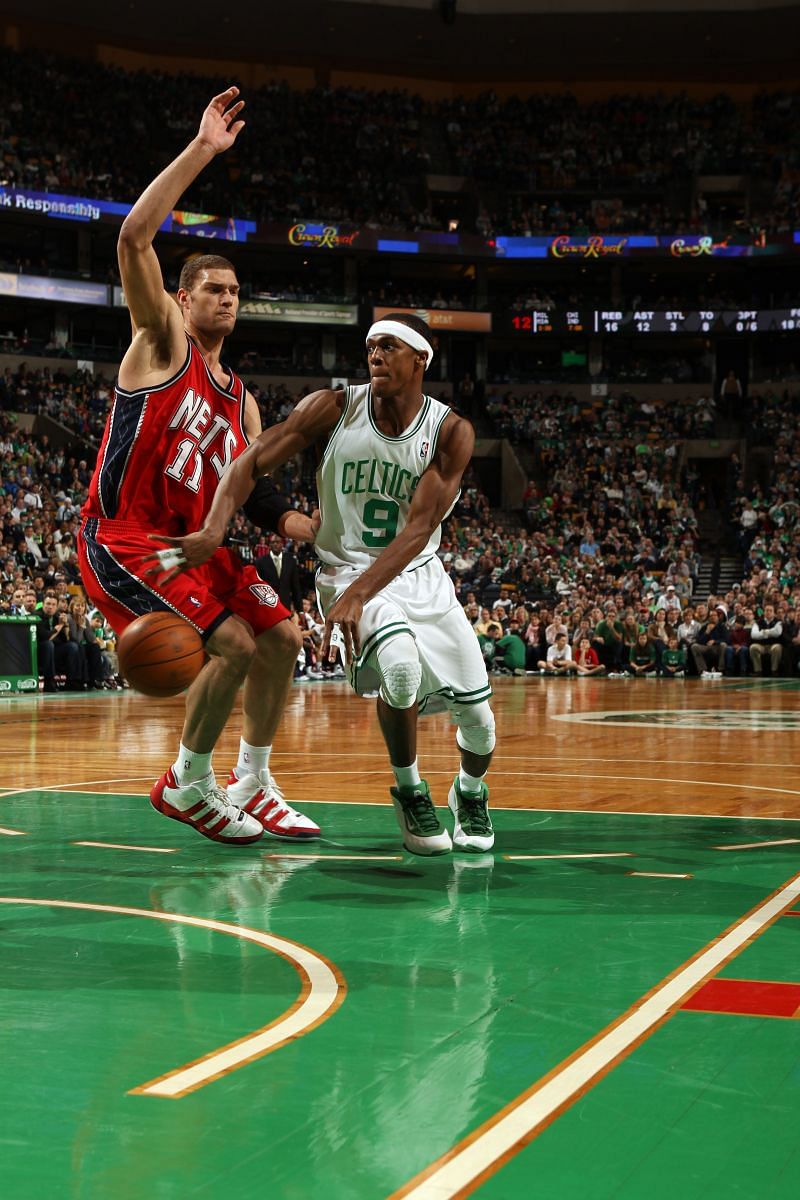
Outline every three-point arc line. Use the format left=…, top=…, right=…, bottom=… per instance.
left=0, top=897, right=346, bottom=1098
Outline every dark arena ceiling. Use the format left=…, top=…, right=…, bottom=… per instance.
left=3, top=0, right=800, bottom=81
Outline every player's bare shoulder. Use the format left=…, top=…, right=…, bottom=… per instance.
left=285, top=387, right=347, bottom=440
left=433, top=408, right=476, bottom=475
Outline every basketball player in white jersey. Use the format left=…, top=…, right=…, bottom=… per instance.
left=152, top=314, right=496, bottom=856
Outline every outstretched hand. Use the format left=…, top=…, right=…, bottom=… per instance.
left=197, top=86, right=246, bottom=155
left=142, top=530, right=220, bottom=584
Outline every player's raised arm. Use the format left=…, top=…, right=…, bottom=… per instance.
left=144, top=388, right=344, bottom=580
left=321, top=412, right=474, bottom=661
left=117, top=88, right=246, bottom=383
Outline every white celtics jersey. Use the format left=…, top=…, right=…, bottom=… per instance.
left=314, top=384, right=454, bottom=571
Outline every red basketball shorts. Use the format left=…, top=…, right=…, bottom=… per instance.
left=79, top=517, right=290, bottom=640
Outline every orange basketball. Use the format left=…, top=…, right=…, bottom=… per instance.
left=117, top=612, right=205, bottom=697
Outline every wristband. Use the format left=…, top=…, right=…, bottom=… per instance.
left=242, top=476, right=293, bottom=532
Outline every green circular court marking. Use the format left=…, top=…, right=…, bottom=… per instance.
left=553, top=709, right=800, bottom=731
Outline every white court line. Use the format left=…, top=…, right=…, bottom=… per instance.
left=448, top=755, right=800, bottom=770
left=0, top=897, right=346, bottom=1099
left=0, top=772, right=382, bottom=799
left=627, top=871, right=693, bottom=879
left=714, top=838, right=800, bottom=851
left=5, top=751, right=800, bottom=767
left=0, top=826, right=27, bottom=836
left=73, top=841, right=178, bottom=854
left=41, top=771, right=800, bottom=801
left=266, top=853, right=403, bottom=862
left=390, top=871, right=800, bottom=1200
left=522, top=806, right=800, bottom=824
left=3, top=752, right=800, bottom=798
left=0, top=776, right=155, bottom=799
left=504, top=853, right=631, bottom=862
left=4, top=784, right=800, bottom=825
left=481, top=772, right=800, bottom=799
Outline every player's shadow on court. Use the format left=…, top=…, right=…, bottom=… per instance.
left=308, top=855, right=517, bottom=906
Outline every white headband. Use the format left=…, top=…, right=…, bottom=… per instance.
left=366, top=320, right=434, bottom=368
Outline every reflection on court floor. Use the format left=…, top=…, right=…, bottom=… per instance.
left=2, top=677, right=800, bottom=1197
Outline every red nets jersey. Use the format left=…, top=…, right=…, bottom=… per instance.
left=84, top=336, right=248, bottom=536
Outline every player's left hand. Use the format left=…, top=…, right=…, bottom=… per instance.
left=322, top=593, right=363, bottom=665
left=142, top=530, right=220, bottom=583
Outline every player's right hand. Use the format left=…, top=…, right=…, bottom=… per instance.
left=142, top=529, right=220, bottom=583
left=321, top=593, right=363, bottom=666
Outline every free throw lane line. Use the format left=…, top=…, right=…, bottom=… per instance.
left=73, top=841, right=178, bottom=854
left=389, top=871, right=800, bottom=1200
left=0, top=898, right=346, bottom=1099
left=714, top=838, right=800, bottom=851
left=627, top=871, right=693, bottom=879
left=266, top=853, right=404, bottom=861
left=504, top=852, right=631, bottom=861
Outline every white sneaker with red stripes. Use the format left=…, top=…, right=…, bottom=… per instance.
left=150, top=769, right=263, bottom=845
left=226, top=769, right=321, bottom=840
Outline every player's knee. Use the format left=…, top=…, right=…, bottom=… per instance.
left=209, top=617, right=256, bottom=675
left=454, top=701, right=496, bottom=756
left=257, top=617, right=302, bottom=659
left=380, top=660, right=422, bottom=709
left=228, top=636, right=256, bottom=677
left=376, top=635, right=421, bottom=710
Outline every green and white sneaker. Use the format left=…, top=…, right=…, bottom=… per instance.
left=390, top=780, right=452, bottom=857
left=447, top=777, right=494, bottom=852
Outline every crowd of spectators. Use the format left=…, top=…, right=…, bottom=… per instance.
left=463, top=590, right=800, bottom=679
left=361, top=285, right=479, bottom=312
left=0, top=409, right=123, bottom=690
left=729, top=390, right=800, bottom=607
left=0, top=363, right=113, bottom=442
left=439, top=461, right=800, bottom=680
left=454, top=377, right=800, bottom=678
left=2, top=51, right=800, bottom=691
left=2, top=47, right=798, bottom=238
left=485, top=384, right=716, bottom=447
left=3, top=356, right=800, bottom=692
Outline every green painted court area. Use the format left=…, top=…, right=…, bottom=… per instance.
left=1, top=794, right=800, bottom=1198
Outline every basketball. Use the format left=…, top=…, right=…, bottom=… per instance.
left=117, top=612, right=205, bottom=697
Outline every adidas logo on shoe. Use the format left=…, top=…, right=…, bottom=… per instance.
left=227, top=769, right=321, bottom=840
left=150, top=769, right=263, bottom=845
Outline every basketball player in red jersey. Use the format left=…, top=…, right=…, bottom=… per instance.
left=78, top=87, right=320, bottom=846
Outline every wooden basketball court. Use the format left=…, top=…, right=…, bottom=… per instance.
left=2, top=676, right=799, bottom=1198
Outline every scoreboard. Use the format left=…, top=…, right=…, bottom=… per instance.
left=511, top=311, right=588, bottom=334
left=509, top=308, right=800, bottom=335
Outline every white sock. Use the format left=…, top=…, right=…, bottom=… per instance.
left=392, top=760, right=421, bottom=789
left=173, top=743, right=213, bottom=787
left=237, top=739, right=271, bottom=780
left=459, top=766, right=486, bottom=794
